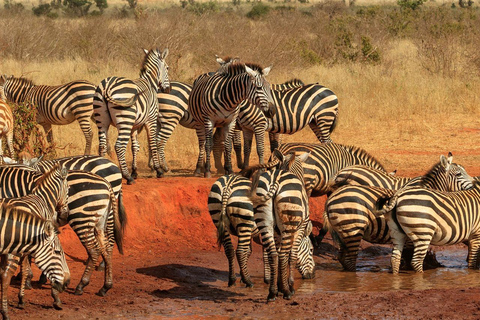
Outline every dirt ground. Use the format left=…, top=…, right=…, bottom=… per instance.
left=6, top=175, right=480, bottom=320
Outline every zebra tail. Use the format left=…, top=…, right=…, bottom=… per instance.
left=115, top=189, right=127, bottom=255
left=239, top=157, right=280, bottom=178
left=249, top=171, right=279, bottom=206
left=322, top=210, right=346, bottom=249
left=374, top=192, right=398, bottom=217
left=216, top=187, right=231, bottom=248
left=105, top=88, right=145, bottom=107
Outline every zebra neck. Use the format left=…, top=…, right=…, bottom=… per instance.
left=220, top=73, right=252, bottom=109
left=8, top=83, right=34, bottom=103
left=140, top=71, right=159, bottom=92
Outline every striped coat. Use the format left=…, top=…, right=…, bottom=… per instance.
left=93, top=48, right=170, bottom=184
left=188, top=62, right=275, bottom=178
left=0, top=75, right=96, bottom=155
left=0, top=98, right=14, bottom=158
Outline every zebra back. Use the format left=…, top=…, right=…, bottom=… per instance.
left=275, top=142, right=385, bottom=197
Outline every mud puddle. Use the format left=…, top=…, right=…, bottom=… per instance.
left=303, top=246, right=480, bottom=294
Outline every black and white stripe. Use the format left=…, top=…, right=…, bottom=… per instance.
left=0, top=97, right=14, bottom=158
left=0, top=75, right=96, bottom=155
left=93, top=48, right=170, bottom=184
left=188, top=62, right=275, bottom=177
left=0, top=206, right=70, bottom=319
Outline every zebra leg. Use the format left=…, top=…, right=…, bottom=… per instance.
left=268, top=132, right=281, bottom=153
left=6, top=130, right=14, bottom=159
left=75, top=115, right=94, bottom=155
left=223, top=122, right=236, bottom=175
left=309, top=119, right=332, bottom=144
left=236, top=228, right=253, bottom=288
left=411, top=239, right=433, bottom=273
left=194, top=125, right=206, bottom=177
left=157, top=114, right=181, bottom=173
left=18, top=256, right=33, bottom=309
left=467, top=237, right=480, bottom=269
left=254, top=124, right=266, bottom=166
left=278, top=233, right=294, bottom=300
left=212, top=128, right=225, bottom=174
left=261, top=228, right=279, bottom=302
left=114, top=126, right=135, bottom=184
left=339, top=232, right=364, bottom=272
left=232, top=128, right=243, bottom=170
left=221, top=232, right=236, bottom=287
left=203, top=120, right=214, bottom=178
left=40, top=122, right=55, bottom=151
left=96, top=230, right=113, bottom=297
left=262, top=249, right=271, bottom=284
left=1, top=255, right=16, bottom=320
left=144, top=119, right=163, bottom=178
left=242, top=129, right=254, bottom=169
left=74, top=229, right=102, bottom=295
left=388, top=221, right=407, bottom=274
left=130, top=130, right=140, bottom=179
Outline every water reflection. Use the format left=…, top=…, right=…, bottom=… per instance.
left=299, top=247, right=480, bottom=294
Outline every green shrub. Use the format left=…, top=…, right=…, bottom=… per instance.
left=397, top=0, right=426, bottom=11
left=247, top=3, right=270, bottom=19
left=361, top=36, right=380, bottom=63
left=186, top=1, right=220, bottom=15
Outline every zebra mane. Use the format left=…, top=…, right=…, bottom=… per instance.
left=224, top=62, right=265, bottom=76
left=283, top=78, right=304, bottom=87
left=341, top=144, right=386, bottom=171
left=140, top=48, right=160, bottom=75
left=419, top=160, right=446, bottom=186
left=8, top=76, right=35, bottom=87
left=32, top=163, right=63, bottom=191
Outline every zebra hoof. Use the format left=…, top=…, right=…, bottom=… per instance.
left=227, top=279, right=236, bottom=287
left=126, top=177, right=135, bottom=185
left=156, top=170, right=164, bottom=178
left=53, top=302, right=63, bottom=310
left=204, top=172, right=212, bottom=178
left=131, top=171, right=138, bottom=179
left=267, top=292, right=277, bottom=302
left=282, top=291, right=293, bottom=300
left=17, top=302, right=25, bottom=310
left=244, top=281, right=254, bottom=288
left=74, top=287, right=84, bottom=296
left=25, top=281, right=32, bottom=290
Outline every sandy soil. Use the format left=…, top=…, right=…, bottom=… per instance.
left=5, top=176, right=480, bottom=320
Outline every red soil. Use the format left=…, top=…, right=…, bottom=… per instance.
left=6, top=177, right=480, bottom=320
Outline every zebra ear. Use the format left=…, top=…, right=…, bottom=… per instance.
left=272, top=149, right=285, bottom=163
left=0, top=75, right=6, bottom=85
left=440, top=153, right=453, bottom=171
left=262, top=66, right=272, bottom=76
left=389, top=169, right=397, bottom=176
left=161, top=48, right=169, bottom=60
left=245, top=65, right=256, bottom=78
left=60, top=165, right=68, bottom=179
left=297, top=152, right=310, bottom=163
left=215, top=55, right=225, bottom=65
left=305, top=220, right=313, bottom=236
left=44, top=220, right=56, bottom=239
left=143, top=48, right=149, bottom=55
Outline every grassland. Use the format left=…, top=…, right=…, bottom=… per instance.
left=0, top=1, right=479, bottom=175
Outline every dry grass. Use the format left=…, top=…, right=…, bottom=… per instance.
left=0, top=4, right=479, bottom=177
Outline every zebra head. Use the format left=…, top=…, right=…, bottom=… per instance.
left=296, top=221, right=315, bottom=279
left=35, top=221, right=71, bottom=293
left=0, top=75, right=34, bottom=104
left=215, top=55, right=240, bottom=74
left=142, top=48, right=171, bottom=94
left=244, top=64, right=276, bottom=118
left=421, top=152, right=474, bottom=191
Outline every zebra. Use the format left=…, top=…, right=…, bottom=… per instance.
left=375, top=179, right=480, bottom=274
left=0, top=162, right=126, bottom=297
left=0, top=98, right=14, bottom=158
left=0, top=75, right=96, bottom=155
left=188, top=62, right=275, bottom=178
left=93, top=48, right=170, bottom=184
left=324, top=154, right=474, bottom=271
left=0, top=206, right=70, bottom=320
left=212, top=78, right=306, bottom=172
left=0, top=163, right=70, bottom=312
left=222, top=81, right=338, bottom=170
left=247, top=151, right=313, bottom=301
left=270, top=142, right=386, bottom=197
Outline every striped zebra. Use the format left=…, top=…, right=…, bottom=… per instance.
left=248, top=151, right=312, bottom=301
left=324, top=154, right=474, bottom=271
left=0, top=98, right=14, bottom=158
left=0, top=206, right=70, bottom=320
left=208, top=171, right=315, bottom=289
left=188, top=62, right=275, bottom=178
left=0, top=163, right=70, bottom=311
left=93, top=48, right=170, bottom=184
left=0, top=163, right=126, bottom=297
left=0, top=75, right=96, bottom=155
left=375, top=180, right=480, bottom=274
left=212, top=78, right=306, bottom=172
left=225, top=81, right=338, bottom=170
left=263, top=142, right=386, bottom=197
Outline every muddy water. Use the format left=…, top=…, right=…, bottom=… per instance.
left=294, top=246, right=480, bottom=294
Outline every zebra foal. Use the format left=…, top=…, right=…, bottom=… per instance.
left=93, top=48, right=170, bottom=184
left=0, top=206, right=70, bottom=320
left=375, top=178, right=480, bottom=274
left=0, top=75, right=96, bottom=155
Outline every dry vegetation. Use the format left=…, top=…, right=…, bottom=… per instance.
left=0, top=1, right=479, bottom=176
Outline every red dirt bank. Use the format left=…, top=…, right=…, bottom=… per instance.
left=7, top=177, right=480, bottom=320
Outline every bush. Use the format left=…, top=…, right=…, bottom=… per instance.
left=3, top=0, right=24, bottom=13
left=246, top=3, right=270, bottom=19
left=397, top=0, right=426, bottom=11
left=184, top=0, right=220, bottom=15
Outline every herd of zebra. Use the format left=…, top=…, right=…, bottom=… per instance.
left=0, top=45, right=478, bottom=314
